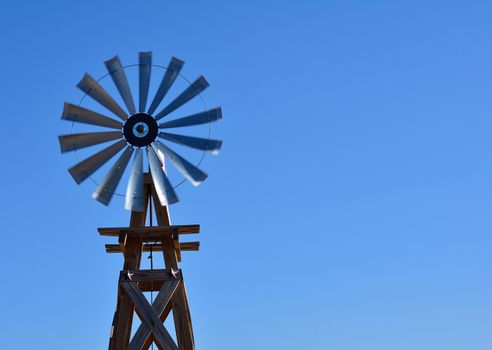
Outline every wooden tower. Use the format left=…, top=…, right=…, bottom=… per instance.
left=100, top=174, right=199, bottom=350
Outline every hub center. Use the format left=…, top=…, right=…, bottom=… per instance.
left=123, top=113, right=158, bottom=147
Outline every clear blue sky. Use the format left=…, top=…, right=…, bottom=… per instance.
left=1, top=1, right=491, bottom=349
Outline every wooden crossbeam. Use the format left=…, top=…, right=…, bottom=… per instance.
left=122, top=281, right=179, bottom=350
left=99, top=225, right=200, bottom=237
left=120, top=269, right=182, bottom=283
left=106, top=242, right=200, bottom=254
left=136, top=281, right=166, bottom=293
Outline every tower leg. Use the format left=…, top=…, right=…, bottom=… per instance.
left=109, top=204, right=148, bottom=350
left=152, top=189, right=195, bottom=350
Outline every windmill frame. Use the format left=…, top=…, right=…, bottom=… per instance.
left=101, top=173, right=197, bottom=349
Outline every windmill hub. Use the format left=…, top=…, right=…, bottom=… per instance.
left=122, top=112, right=158, bottom=147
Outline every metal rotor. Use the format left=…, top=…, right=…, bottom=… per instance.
left=58, top=53, right=223, bottom=210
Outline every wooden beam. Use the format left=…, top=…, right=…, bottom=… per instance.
left=142, top=304, right=172, bottom=350
left=98, top=225, right=200, bottom=237
left=122, top=281, right=178, bottom=350
left=137, top=280, right=165, bottom=292
left=120, top=269, right=182, bottom=283
left=179, top=242, right=200, bottom=251
left=120, top=232, right=197, bottom=243
left=106, top=242, right=200, bottom=254
left=128, top=279, right=180, bottom=350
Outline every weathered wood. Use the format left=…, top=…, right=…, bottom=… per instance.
left=128, top=279, right=180, bottom=350
left=119, top=231, right=197, bottom=244
left=99, top=224, right=200, bottom=237
left=144, top=172, right=153, bottom=184
left=151, top=187, right=171, bottom=226
left=109, top=186, right=149, bottom=350
left=120, top=269, right=182, bottom=283
left=152, top=188, right=195, bottom=350
left=142, top=303, right=173, bottom=350
left=106, top=242, right=200, bottom=253
left=122, top=282, right=178, bottom=350
left=110, top=239, right=144, bottom=349
left=177, top=242, right=201, bottom=252
left=136, top=280, right=166, bottom=292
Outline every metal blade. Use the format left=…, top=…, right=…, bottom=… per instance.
left=147, top=57, right=184, bottom=115
left=92, top=147, right=133, bottom=206
left=58, top=131, right=122, bottom=153
left=125, top=149, right=145, bottom=211
left=158, top=107, right=222, bottom=129
left=77, top=73, right=128, bottom=121
left=154, top=75, right=209, bottom=120
left=139, top=52, right=152, bottom=112
left=68, top=139, right=127, bottom=184
left=152, top=141, right=207, bottom=186
left=61, top=103, right=123, bottom=129
left=158, top=132, right=222, bottom=154
left=105, top=56, right=136, bottom=115
left=147, top=147, right=179, bottom=206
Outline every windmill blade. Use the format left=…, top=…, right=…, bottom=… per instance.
left=159, top=108, right=222, bottom=129
left=152, top=141, right=207, bottom=186
left=58, top=131, right=122, bottom=153
left=125, top=149, right=145, bottom=211
left=77, top=73, right=128, bottom=121
left=105, top=56, right=137, bottom=115
left=158, top=132, right=222, bottom=154
left=139, top=51, right=152, bottom=113
left=154, top=75, right=209, bottom=120
left=92, top=147, right=133, bottom=206
left=147, top=57, right=184, bottom=115
left=68, top=139, right=127, bottom=184
left=147, top=147, right=179, bottom=206
left=61, top=103, right=123, bottom=129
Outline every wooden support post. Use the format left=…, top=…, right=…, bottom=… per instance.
left=109, top=184, right=150, bottom=350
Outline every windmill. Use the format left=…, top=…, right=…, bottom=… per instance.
left=58, top=52, right=222, bottom=349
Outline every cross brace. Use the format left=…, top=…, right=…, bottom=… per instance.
left=123, top=277, right=179, bottom=350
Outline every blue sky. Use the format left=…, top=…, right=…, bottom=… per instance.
left=0, top=1, right=491, bottom=349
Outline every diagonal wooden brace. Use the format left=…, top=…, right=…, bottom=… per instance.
left=128, top=278, right=180, bottom=350
left=122, top=280, right=180, bottom=350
